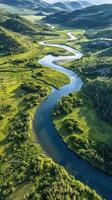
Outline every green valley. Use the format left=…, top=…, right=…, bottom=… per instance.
left=0, top=9, right=103, bottom=200
left=0, top=1, right=112, bottom=200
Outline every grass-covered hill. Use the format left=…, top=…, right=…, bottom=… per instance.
left=0, top=11, right=39, bottom=35
left=0, top=11, right=31, bottom=54
left=0, top=10, right=47, bottom=54
left=44, top=4, right=112, bottom=29
left=0, top=26, right=25, bottom=54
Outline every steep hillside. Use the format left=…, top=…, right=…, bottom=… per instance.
left=0, top=11, right=38, bottom=35
left=1, top=17, right=37, bottom=35
left=44, top=4, right=112, bottom=29
left=0, top=27, right=25, bottom=54
left=0, top=10, right=37, bottom=54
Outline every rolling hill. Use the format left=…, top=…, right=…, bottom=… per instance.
left=0, top=26, right=25, bottom=54
left=0, top=0, right=57, bottom=15
left=0, top=0, right=92, bottom=15
left=0, top=10, right=41, bottom=35
left=50, top=0, right=92, bottom=12
left=0, top=10, right=42, bottom=54
left=44, top=4, right=112, bottom=29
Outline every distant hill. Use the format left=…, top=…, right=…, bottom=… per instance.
left=0, top=0, right=50, bottom=14
left=51, top=0, right=92, bottom=11
left=44, top=4, right=112, bottom=29
left=0, top=0, right=92, bottom=15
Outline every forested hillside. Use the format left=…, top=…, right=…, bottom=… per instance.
left=0, top=27, right=25, bottom=54
left=44, top=4, right=112, bottom=29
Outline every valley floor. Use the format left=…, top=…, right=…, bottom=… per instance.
left=0, top=12, right=111, bottom=199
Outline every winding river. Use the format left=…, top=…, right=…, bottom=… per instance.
left=33, top=33, right=112, bottom=200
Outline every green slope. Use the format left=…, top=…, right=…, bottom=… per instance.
left=44, top=4, right=112, bottom=29
left=0, top=26, right=25, bottom=54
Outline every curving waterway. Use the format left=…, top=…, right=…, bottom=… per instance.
left=33, top=33, right=112, bottom=200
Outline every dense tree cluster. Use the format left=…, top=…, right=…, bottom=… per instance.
left=26, top=60, right=42, bottom=68
left=68, top=55, right=112, bottom=77
left=86, top=28, right=112, bottom=39
left=0, top=140, right=102, bottom=200
left=21, top=86, right=48, bottom=109
left=67, top=133, right=112, bottom=175
left=0, top=104, right=11, bottom=120
left=84, top=77, right=112, bottom=122
left=63, top=118, right=83, bottom=134
left=0, top=27, right=23, bottom=54
left=0, top=104, right=11, bottom=114
left=53, top=93, right=83, bottom=117
left=8, top=111, right=30, bottom=144
left=21, top=82, right=42, bottom=93
left=1, top=17, right=36, bottom=35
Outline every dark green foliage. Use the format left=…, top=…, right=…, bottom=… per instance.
left=64, top=118, right=83, bottom=134
left=84, top=77, right=112, bottom=122
left=22, top=88, right=48, bottom=109
left=21, top=82, right=41, bottom=93
left=68, top=54, right=112, bottom=77
left=0, top=114, right=5, bottom=120
left=1, top=18, right=36, bottom=35
left=53, top=93, right=82, bottom=117
left=8, top=111, right=30, bottom=143
left=23, top=95, right=40, bottom=109
left=0, top=104, right=11, bottom=114
left=83, top=40, right=112, bottom=51
left=0, top=27, right=23, bottom=54
left=26, top=60, right=42, bottom=68
left=0, top=140, right=101, bottom=200
left=86, top=28, right=112, bottom=39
